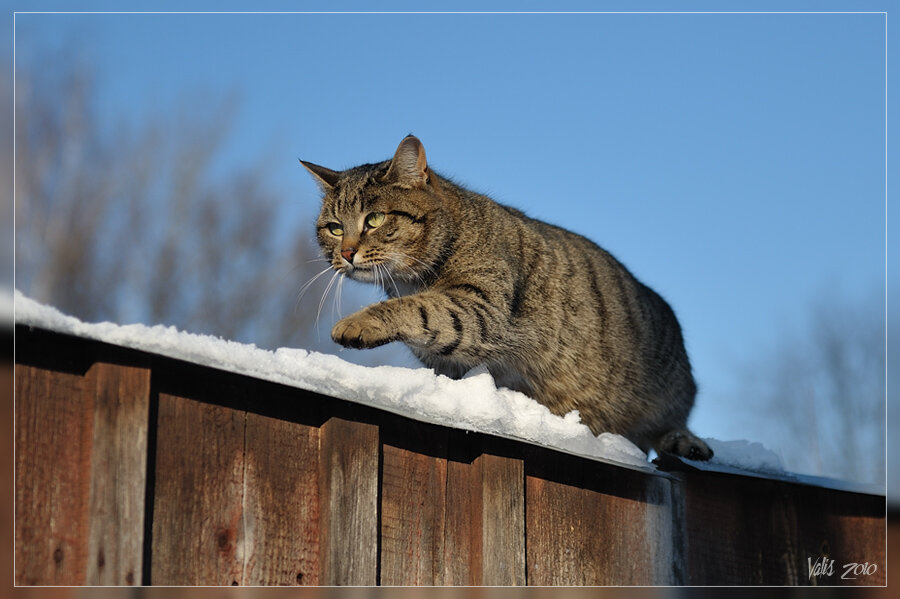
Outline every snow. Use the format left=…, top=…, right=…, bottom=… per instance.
left=13, top=288, right=836, bottom=484
left=701, top=438, right=785, bottom=473
left=13, top=290, right=650, bottom=472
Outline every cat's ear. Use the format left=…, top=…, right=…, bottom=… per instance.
left=300, top=160, right=340, bottom=191
left=384, top=135, right=428, bottom=188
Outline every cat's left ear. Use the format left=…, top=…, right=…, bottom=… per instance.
left=384, top=135, right=428, bottom=188
left=300, top=160, right=340, bottom=191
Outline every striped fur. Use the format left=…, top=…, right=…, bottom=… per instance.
left=301, top=136, right=712, bottom=460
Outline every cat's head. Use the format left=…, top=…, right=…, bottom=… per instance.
left=301, top=135, right=447, bottom=292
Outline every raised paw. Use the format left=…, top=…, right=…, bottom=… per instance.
left=657, top=429, right=714, bottom=461
left=332, top=313, right=397, bottom=349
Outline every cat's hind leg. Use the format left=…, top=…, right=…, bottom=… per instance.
left=655, top=428, right=713, bottom=461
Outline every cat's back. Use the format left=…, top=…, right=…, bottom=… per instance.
left=449, top=184, right=648, bottom=312
left=454, top=182, right=685, bottom=375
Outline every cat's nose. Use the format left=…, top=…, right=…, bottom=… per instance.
left=341, top=247, right=357, bottom=263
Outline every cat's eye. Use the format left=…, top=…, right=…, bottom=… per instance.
left=327, top=223, right=343, bottom=237
left=365, top=212, right=385, bottom=229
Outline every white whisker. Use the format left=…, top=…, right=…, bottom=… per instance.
left=382, top=262, right=402, bottom=301
left=332, top=272, right=345, bottom=321
left=375, top=263, right=385, bottom=293
left=295, top=265, right=336, bottom=314
left=316, top=270, right=341, bottom=339
left=385, top=252, right=431, bottom=290
left=399, top=253, right=437, bottom=275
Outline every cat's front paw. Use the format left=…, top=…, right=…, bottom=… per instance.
left=332, top=313, right=397, bottom=349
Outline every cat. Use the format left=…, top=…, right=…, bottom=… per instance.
left=300, top=135, right=712, bottom=460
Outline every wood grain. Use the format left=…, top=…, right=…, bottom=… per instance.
left=479, top=453, right=525, bottom=585
left=12, top=327, right=888, bottom=587
left=683, top=473, right=801, bottom=584
left=440, top=456, right=483, bottom=585
left=1, top=360, right=12, bottom=592
left=241, top=412, right=320, bottom=585
left=317, top=417, right=379, bottom=585
left=15, top=365, right=92, bottom=585
left=84, top=362, right=151, bottom=586
left=525, top=473, right=584, bottom=585
left=525, top=451, right=681, bottom=585
left=380, top=442, right=448, bottom=585
left=150, top=393, right=246, bottom=585
left=682, top=471, right=886, bottom=585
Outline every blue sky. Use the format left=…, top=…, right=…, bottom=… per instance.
left=9, top=3, right=893, bottom=485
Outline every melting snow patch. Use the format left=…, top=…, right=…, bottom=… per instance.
left=704, top=438, right=785, bottom=473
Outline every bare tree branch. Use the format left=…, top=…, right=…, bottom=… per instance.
left=13, top=48, right=329, bottom=350
left=744, top=289, right=885, bottom=484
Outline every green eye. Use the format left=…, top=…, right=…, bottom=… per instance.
left=327, top=223, right=343, bottom=237
left=365, top=212, right=385, bottom=229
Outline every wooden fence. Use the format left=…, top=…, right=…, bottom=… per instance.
left=13, top=324, right=886, bottom=586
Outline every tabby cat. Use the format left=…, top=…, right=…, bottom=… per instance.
left=301, top=135, right=712, bottom=460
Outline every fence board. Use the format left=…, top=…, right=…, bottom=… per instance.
left=579, top=473, right=680, bottom=585
left=242, top=413, right=320, bottom=585
left=525, top=452, right=682, bottom=585
left=684, top=473, right=802, bottom=584
left=380, top=440, right=448, bottom=585
left=440, top=456, right=483, bottom=585
left=816, top=510, right=886, bottom=586
left=810, top=485, right=886, bottom=586
left=13, top=326, right=888, bottom=587
left=84, top=362, right=151, bottom=586
left=318, top=417, right=379, bottom=585
left=1, top=358, right=12, bottom=593
left=479, top=453, right=525, bottom=585
left=150, top=393, right=246, bottom=585
left=525, top=472, right=584, bottom=584
left=683, top=472, right=886, bottom=586
left=15, top=364, right=93, bottom=585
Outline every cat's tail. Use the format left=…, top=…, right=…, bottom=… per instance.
left=655, top=428, right=713, bottom=461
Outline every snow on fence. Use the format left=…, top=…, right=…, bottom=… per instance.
left=11, top=297, right=887, bottom=586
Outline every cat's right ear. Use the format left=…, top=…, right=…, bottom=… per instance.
left=300, top=160, right=340, bottom=191
left=383, top=135, right=428, bottom=188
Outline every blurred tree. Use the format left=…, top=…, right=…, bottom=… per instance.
left=13, top=48, right=330, bottom=351
left=743, top=289, right=885, bottom=485
left=1, top=57, right=12, bottom=292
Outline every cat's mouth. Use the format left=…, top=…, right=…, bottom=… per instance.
left=340, top=263, right=377, bottom=282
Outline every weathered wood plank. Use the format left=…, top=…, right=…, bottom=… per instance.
left=525, top=451, right=681, bottom=585
left=578, top=473, right=681, bottom=585
left=1, top=359, right=14, bottom=592
left=792, top=483, right=885, bottom=586
left=150, top=393, right=246, bottom=585
left=11, top=327, right=888, bottom=588
left=15, top=364, right=92, bottom=585
left=440, top=456, right=482, bottom=585
left=242, top=413, right=320, bottom=585
left=380, top=441, right=448, bottom=585
left=479, top=453, right=525, bottom=586
left=525, top=473, right=584, bottom=585
left=84, top=362, right=151, bottom=586
left=820, top=510, right=886, bottom=586
left=682, top=471, right=886, bottom=585
left=318, top=417, right=379, bottom=585
left=684, top=473, right=802, bottom=585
